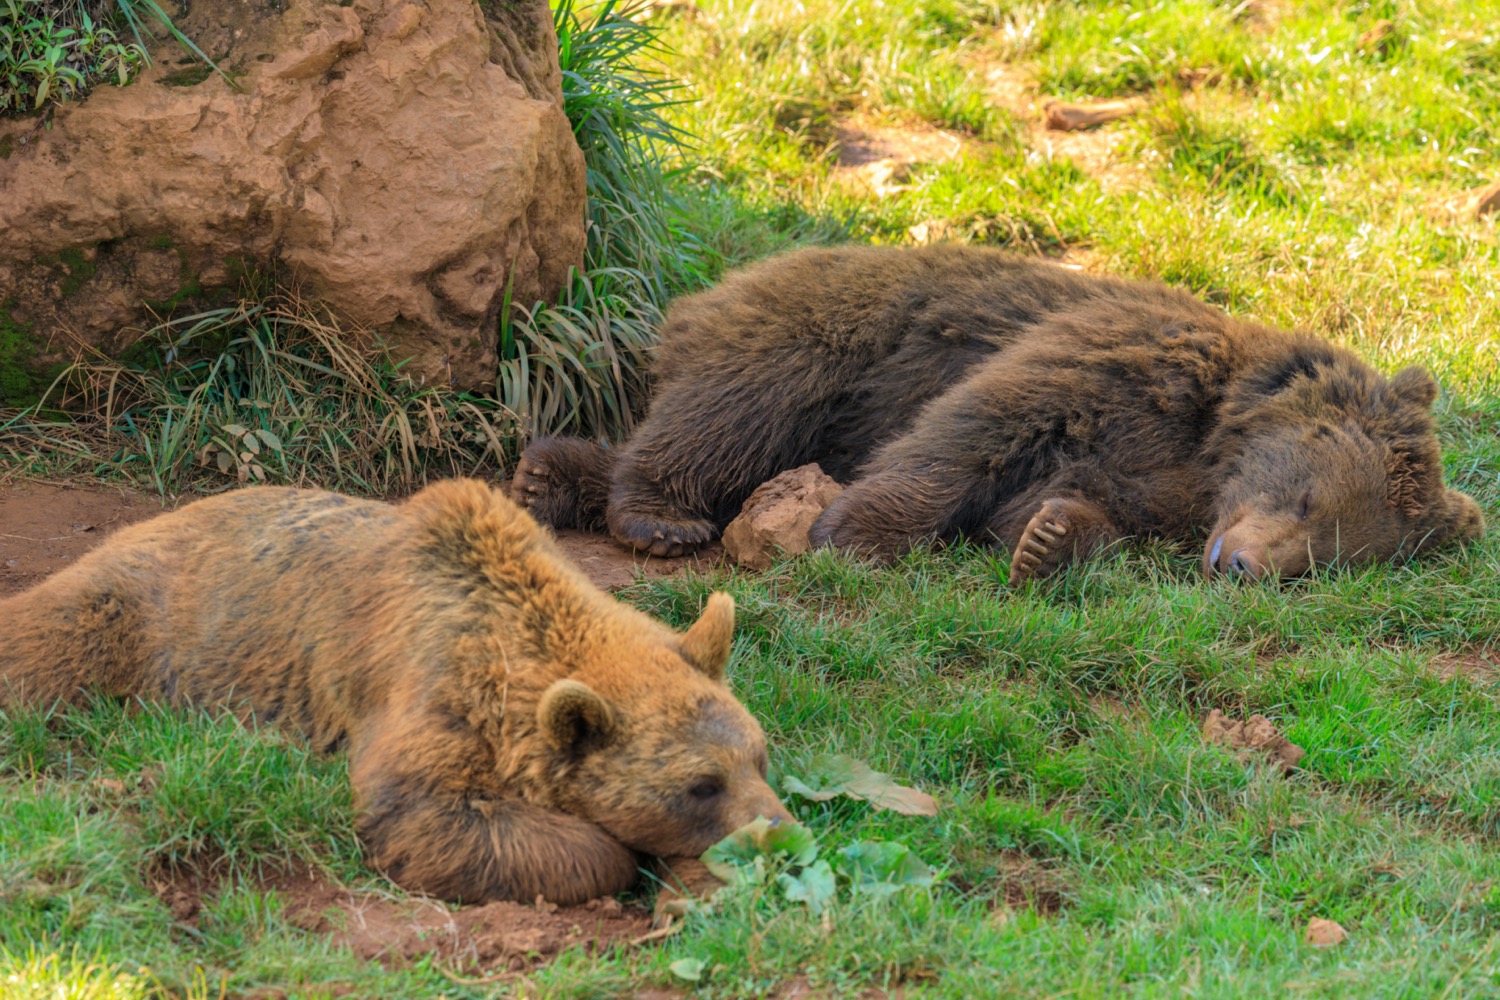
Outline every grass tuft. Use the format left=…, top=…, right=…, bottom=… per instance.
left=2, top=294, right=513, bottom=494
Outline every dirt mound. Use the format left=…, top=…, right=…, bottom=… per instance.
left=1201, top=709, right=1305, bottom=772
left=152, top=864, right=652, bottom=975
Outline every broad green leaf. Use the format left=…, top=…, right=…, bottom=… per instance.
left=668, top=958, right=706, bottom=983
left=701, top=816, right=818, bottom=882
left=782, top=753, right=939, bottom=816
left=838, top=841, right=935, bottom=897
left=778, top=859, right=836, bottom=914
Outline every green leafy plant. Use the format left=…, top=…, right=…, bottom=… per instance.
left=1, top=0, right=227, bottom=115
left=697, top=816, right=937, bottom=919
left=0, top=0, right=144, bottom=112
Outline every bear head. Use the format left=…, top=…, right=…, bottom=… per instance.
left=1205, top=361, right=1484, bottom=579
left=537, top=592, right=792, bottom=858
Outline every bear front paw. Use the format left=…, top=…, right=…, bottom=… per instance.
left=608, top=512, right=716, bottom=557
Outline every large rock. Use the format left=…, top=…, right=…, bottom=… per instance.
left=721, top=464, right=844, bottom=571
left=0, top=0, right=584, bottom=394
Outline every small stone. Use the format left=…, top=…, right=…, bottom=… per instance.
left=721, top=465, right=844, bottom=571
left=1470, top=179, right=1500, bottom=219
left=1044, top=99, right=1140, bottom=132
left=1202, top=709, right=1306, bottom=773
left=1305, top=917, right=1348, bottom=948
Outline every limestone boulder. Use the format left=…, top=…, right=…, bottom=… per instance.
left=0, top=0, right=584, bottom=394
left=722, top=464, right=844, bottom=571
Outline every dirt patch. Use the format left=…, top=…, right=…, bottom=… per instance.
left=550, top=527, right=723, bottom=590
left=1201, top=709, right=1305, bottom=772
left=832, top=118, right=970, bottom=199
left=151, top=864, right=653, bottom=976
left=981, top=62, right=1148, bottom=191
left=988, top=850, right=1067, bottom=916
left=950, top=844, right=1068, bottom=917
left=1429, top=649, right=1500, bottom=684
left=0, top=481, right=177, bottom=597
left=0, top=480, right=717, bottom=597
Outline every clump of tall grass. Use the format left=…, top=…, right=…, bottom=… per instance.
left=494, top=0, right=706, bottom=446
left=554, top=0, right=703, bottom=300
left=1, top=295, right=512, bottom=494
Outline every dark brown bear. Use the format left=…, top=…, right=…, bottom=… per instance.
left=0, top=479, right=790, bottom=903
left=513, top=245, right=1484, bottom=582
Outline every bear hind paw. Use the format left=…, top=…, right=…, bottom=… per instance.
left=510, top=438, right=612, bottom=531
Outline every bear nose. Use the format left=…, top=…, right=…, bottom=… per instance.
left=1228, top=550, right=1251, bottom=576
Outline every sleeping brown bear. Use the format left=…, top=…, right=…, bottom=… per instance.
left=513, top=245, right=1484, bottom=582
left=0, top=479, right=790, bottom=903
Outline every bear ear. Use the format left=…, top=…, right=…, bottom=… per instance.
left=679, top=592, right=735, bottom=681
left=1390, top=366, right=1438, bottom=410
left=1417, top=489, right=1487, bottom=551
left=537, top=679, right=617, bottom=755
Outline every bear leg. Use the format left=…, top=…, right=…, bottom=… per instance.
left=512, top=437, right=615, bottom=531
left=606, top=402, right=793, bottom=557
left=1004, top=496, right=1124, bottom=585
left=355, top=767, right=641, bottom=904
left=0, top=568, right=159, bottom=707
left=809, top=467, right=993, bottom=562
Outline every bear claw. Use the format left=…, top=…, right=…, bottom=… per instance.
left=1009, top=508, right=1073, bottom=586
left=611, top=515, right=715, bottom=558
left=509, top=463, right=560, bottom=523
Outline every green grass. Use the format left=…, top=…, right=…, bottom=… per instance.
left=4, top=0, right=1500, bottom=995
left=0, top=297, right=513, bottom=495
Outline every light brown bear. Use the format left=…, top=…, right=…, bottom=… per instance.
left=0, top=479, right=790, bottom=904
left=514, top=245, right=1485, bottom=582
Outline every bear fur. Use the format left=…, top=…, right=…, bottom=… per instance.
left=512, top=245, right=1484, bottom=581
left=0, top=479, right=790, bottom=903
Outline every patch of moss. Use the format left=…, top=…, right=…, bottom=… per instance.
left=33, top=247, right=98, bottom=297
left=0, top=302, right=66, bottom=408
left=57, top=248, right=97, bottom=296
left=145, top=275, right=204, bottom=314
left=162, top=65, right=214, bottom=88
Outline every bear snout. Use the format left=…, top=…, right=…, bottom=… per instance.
left=1205, top=533, right=1267, bottom=579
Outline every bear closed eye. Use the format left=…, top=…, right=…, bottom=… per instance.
left=518, top=245, right=1484, bottom=580
left=0, top=479, right=792, bottom=904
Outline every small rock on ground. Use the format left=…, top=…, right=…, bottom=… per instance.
left=722, top=464, right=844, bottom=571
left=1201, top=709, right=1306, bottom=772
left=1305, top=917, right=1348, bottom=948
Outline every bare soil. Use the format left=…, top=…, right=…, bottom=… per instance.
left=150, top=863, right=653, bottom=978
left=0, top=480, right=719, bottom=598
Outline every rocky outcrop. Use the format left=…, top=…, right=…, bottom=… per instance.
left=0, top=0, right=584, bottom=395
